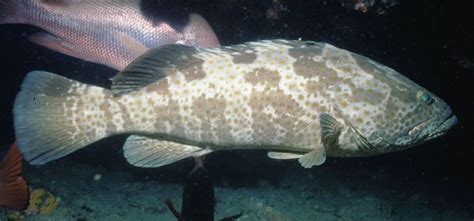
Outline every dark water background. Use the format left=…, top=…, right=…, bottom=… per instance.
left=0, top=0, right=472, bottom=216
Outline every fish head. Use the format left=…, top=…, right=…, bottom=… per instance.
left=374, top=88, right=458, bottom=152
left=348, top=53, right=458, bottom=153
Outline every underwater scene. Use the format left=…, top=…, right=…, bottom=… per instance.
left=0, top=0, right=473, bottom=220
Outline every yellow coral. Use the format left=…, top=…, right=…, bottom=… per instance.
left=5, top=187, right=59, bottom=219
left=39, top=191, right=59, bottom=214
left=26, top=188, right=59, bottom=215
left=6, top=211, right=25, bottom=221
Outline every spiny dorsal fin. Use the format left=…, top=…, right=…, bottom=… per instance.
left=111, top=44, right=198, bottom=95
left=319, top=113, right=342, bottom=149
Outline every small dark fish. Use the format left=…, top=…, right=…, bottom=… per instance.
left=0, top=142, right=30, bottom=211
left=165, top=157, right=242, bottom=221
left=0, top=0, right=220, bottom=70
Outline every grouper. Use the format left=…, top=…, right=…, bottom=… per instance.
left=13, top=40, right=458, bottom=168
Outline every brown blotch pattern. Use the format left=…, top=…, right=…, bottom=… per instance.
left=325, top=48, right=356, bottom=71
left=150, top=96, right=184, bottom=135
left=352, top=53, right=416, bottom=103
left=244, top=68, right=281, bottom=86
left=145, top=78, right=170, bottom=95
left=338, top=79, right=385, bottom=105
left=99, top=99, right=117, bottom=133
left=180, top=57, right=206, bottom=81
left=191, top=96, right=232, bottom=144
left=248, top=87, right=309, bottom=147
left=231, top=52, right=257, bottom=64
left=306, top=80, right=325, bottom=96
left=289, top=46, right=328, bottom=79
left=288, top=42, right=323, bottom=59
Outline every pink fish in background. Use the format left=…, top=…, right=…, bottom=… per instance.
left=0, top=0, right=220, bottom=70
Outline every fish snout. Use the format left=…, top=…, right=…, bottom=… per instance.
left=407, top=102, right=457, bottom=143
left=427, top=105, right=458, bottom=139
left=435, top=108, right=457, bottom=135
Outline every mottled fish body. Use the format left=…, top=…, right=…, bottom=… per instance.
left=13, top=40, right=457, bottom=168
left=0, top=0, right=220, bottom=70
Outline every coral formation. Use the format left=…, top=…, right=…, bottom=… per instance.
left=6, top=187, right=59, bottom=220
left=7, top=188, right=60, bottom=221
left=26, top=188, right=59, bottom=215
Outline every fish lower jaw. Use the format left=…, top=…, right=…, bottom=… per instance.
left=428, top=114, right=458, bottom=139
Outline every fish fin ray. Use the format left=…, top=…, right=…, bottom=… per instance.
left=298, top=147, right=326, bottom=168
left=267, top=151, right=303, bottom=160
left=28, top=32, right=95, bottom=62
left=123, top=135, right=211, bottom=168
left=112, top=31, right=148, bottom=58
left=111, top=44, right=198, bottom=95
left=320, top=113, right=342, bottom=148
left=13, top=71, right=110, bottom=165
left=0, top=142, right=30, bottom=211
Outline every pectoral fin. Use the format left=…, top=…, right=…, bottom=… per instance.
left=28, top=32, right=89, bottom=62
left=297, top=113, right=343, bottom=168
left=267, top=151, right=303, bottom=160
left=319, top=113, right=342, bottom=148
left=123, top=135, right=211, bottom=168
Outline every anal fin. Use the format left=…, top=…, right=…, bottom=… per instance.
left=123, top=135, right=211, bottom=168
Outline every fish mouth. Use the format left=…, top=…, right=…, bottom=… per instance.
left=408, top=107, right=458, bottom=140
left=428, top=112, right=458, bottom=139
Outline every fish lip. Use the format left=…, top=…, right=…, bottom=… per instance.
left=408, top=107, right=457, bottom=139
left=429, top=113, right=458, bottom=139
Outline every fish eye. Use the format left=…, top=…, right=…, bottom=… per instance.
left=417, top=91, right=433, bottom=105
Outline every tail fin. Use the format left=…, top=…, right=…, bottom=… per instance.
left=0, top=142, right=30, bottom=211
left=13, top=71, right=112, bottom=165
left=183, top=13, right=220, bottom=48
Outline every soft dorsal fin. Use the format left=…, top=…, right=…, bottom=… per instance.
left=111, top=44, right=199, bottom=95
left=319, top=113, right=342, bottom=148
